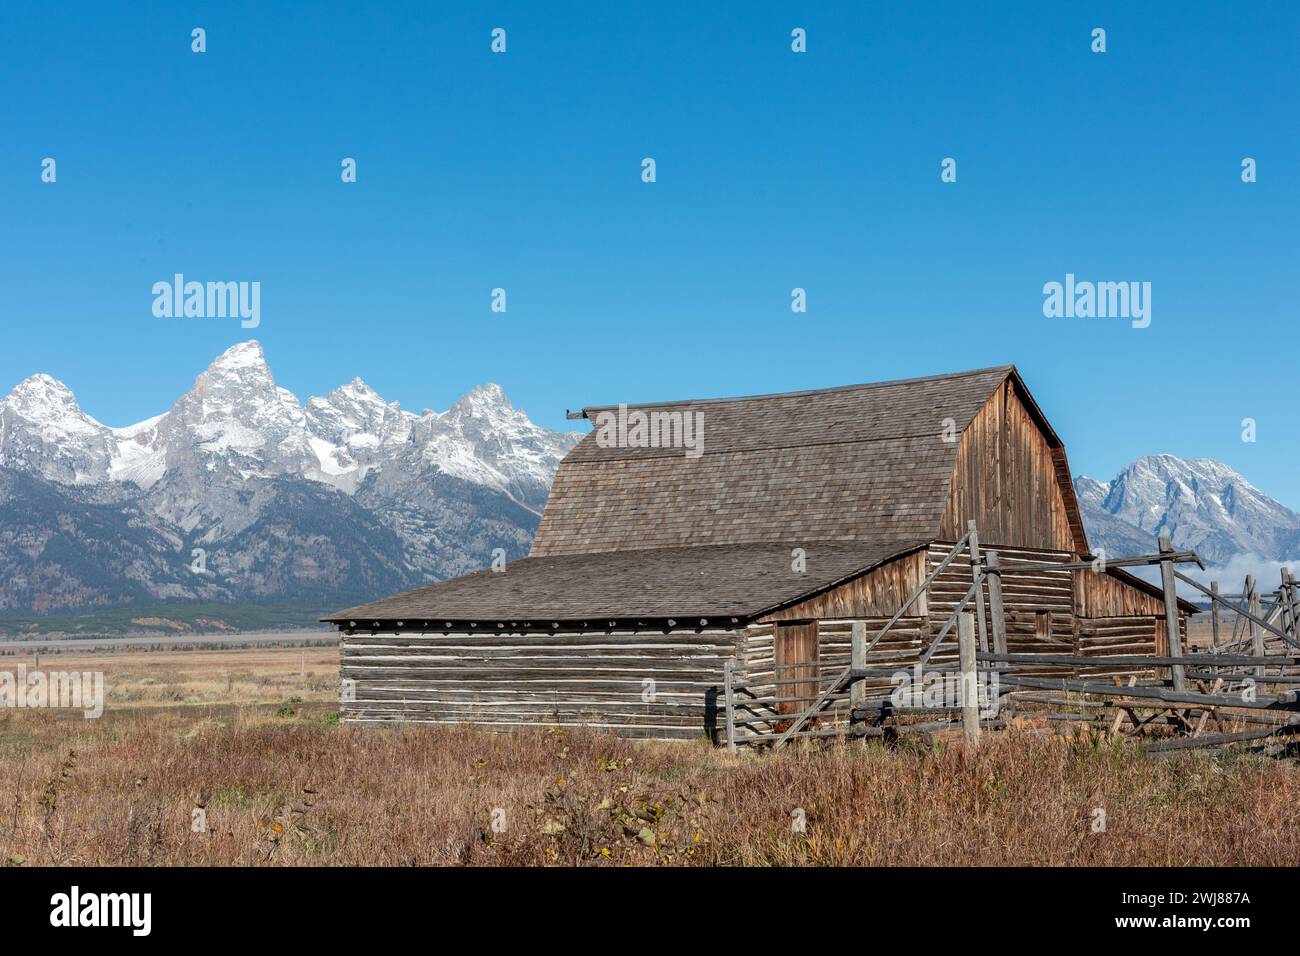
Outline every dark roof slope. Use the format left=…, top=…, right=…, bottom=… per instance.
left=533, top=366, right=1015, bottom=557
left=322, top=538, right=926, bottom=626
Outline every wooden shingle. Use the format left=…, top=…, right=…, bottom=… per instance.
left=534, top=365, right=1015, bottom=557
left=323, top=539, right=927, bottom=625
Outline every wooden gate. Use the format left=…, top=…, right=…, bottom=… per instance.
left=774, top=622, right=820, bottom=727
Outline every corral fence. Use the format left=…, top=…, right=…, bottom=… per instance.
left=723, top=523, right=1300, bottom=757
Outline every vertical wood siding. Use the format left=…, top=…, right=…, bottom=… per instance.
left=1073, top=567, right=1167, bottom=617
left=759, top=548, right=927, bottom=622
left=940, top=380, right=1082, bottom=552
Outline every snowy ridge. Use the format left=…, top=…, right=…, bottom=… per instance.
left=0, top=341, right=583, bottom=613
left=0, top=340, right=580, bottom=502
left=1075, top=455, right=1300, bottom=580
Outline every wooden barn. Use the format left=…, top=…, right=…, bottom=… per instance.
left=324, top=366, right=1197, bottom=741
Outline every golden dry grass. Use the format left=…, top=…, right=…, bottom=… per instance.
left=0, top=646, right=337, bottom=711
left=0, top=645, right=1297, bottom=867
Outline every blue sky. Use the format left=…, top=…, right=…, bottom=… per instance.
left=2, top=2, right=1297, bottom=502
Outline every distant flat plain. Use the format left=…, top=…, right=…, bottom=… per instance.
left=0, top=629, right=336, bottom=654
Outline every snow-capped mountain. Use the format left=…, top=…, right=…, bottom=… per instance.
left=0, top=372, right=150, bottom=487
left=1075, top=455, right=1300, bottom=584
left=0, top=341, right=581, bottom=614
left=8, top=347, right=1296, bottom=618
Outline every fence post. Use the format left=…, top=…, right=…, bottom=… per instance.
left=723, top=659, right=737, bottom=752
left=1281, top=569, right=1295, bottom=645
left=984, top=550, right=1012, bottom=718
left=967, top=520, right=989, bottom=653
left=1210, top=580, right=1221, bottom=649
left=1247, top=575, right=1263, bottom=677
left=1284, top=567, right=1294, bottom=642
left=985, top=551, right=1008, bottom=655
left=850, top=622, right=866, bottom=706
left=1230, top=574, right=1248, bottom=646
left=1158, top=534, right=1186, bottom=694
left=958, top=611, right=980, bottom=746
left=849, top=621, right=866, bottom=740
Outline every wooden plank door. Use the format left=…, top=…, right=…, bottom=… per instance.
left=775, top=622, right=820, bottom=720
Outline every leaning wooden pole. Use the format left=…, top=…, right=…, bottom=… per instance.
left=958, top=611, right=980, bottom=745
left=1175, top=568, right=1297, bottom=646
left=1158, top=534, right=1187, bottom=694
left=860, top=531, right=972, bottom=658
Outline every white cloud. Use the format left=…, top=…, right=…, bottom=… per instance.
left=1137, top=552, right=1298, bottom=602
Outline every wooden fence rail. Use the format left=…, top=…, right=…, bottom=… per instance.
left=721, top=523, right=1300, bottom=756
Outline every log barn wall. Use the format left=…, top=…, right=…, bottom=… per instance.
left=694, top=542, right=1191, bottom=744
left=336, top=547, right=1192, bottom=742
left=927, top=542, right=1186, bottom=679
left=927, top=543, right=1075, bottom=672
left=730, top=617, right=927, bottom=743
left=339, top=627, right=741, bottom=740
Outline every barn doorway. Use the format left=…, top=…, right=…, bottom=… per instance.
left=774, top=621, right=820, bottom=730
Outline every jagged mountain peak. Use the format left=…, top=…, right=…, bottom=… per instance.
left=346, top=375, right=377, bottom=392
left=10, top=371, right=72, bottom=396
left=0, top=342, right=578, bottom=498
left=448, top=382, right=514, bottom=417
left=0, top=341, right=584, bottom=614
left=1073, top=474, right=1108, bottom=506
left=322, top=376, right=392, bottom=411
left=0, top=370, right=122, bottom=486
left=190, top=341, right=279, bottom=398
left=466, top=382, right=508, bottom=403
left=209, top=339, right=269, bottom=372
left=6, top=373, right=94, bottom=421
left=1075, top=455, right=1300, bottom=570
left=1122, top=453, right=1251, bottom=485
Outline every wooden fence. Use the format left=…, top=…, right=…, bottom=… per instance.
left=724, top=524, right=1300, bottom=756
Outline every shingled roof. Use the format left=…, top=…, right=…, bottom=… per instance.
left=323, top=538, right=927, bottom=625
left=325, top=365, right=1092, bottom=627
left=532, top=365, right=1018, bottom=556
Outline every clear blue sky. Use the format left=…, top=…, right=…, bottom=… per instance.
left=2, top=2, right=1297, bottom=502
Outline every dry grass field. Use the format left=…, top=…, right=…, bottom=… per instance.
left=0, top=643, right=1297, bottom=867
